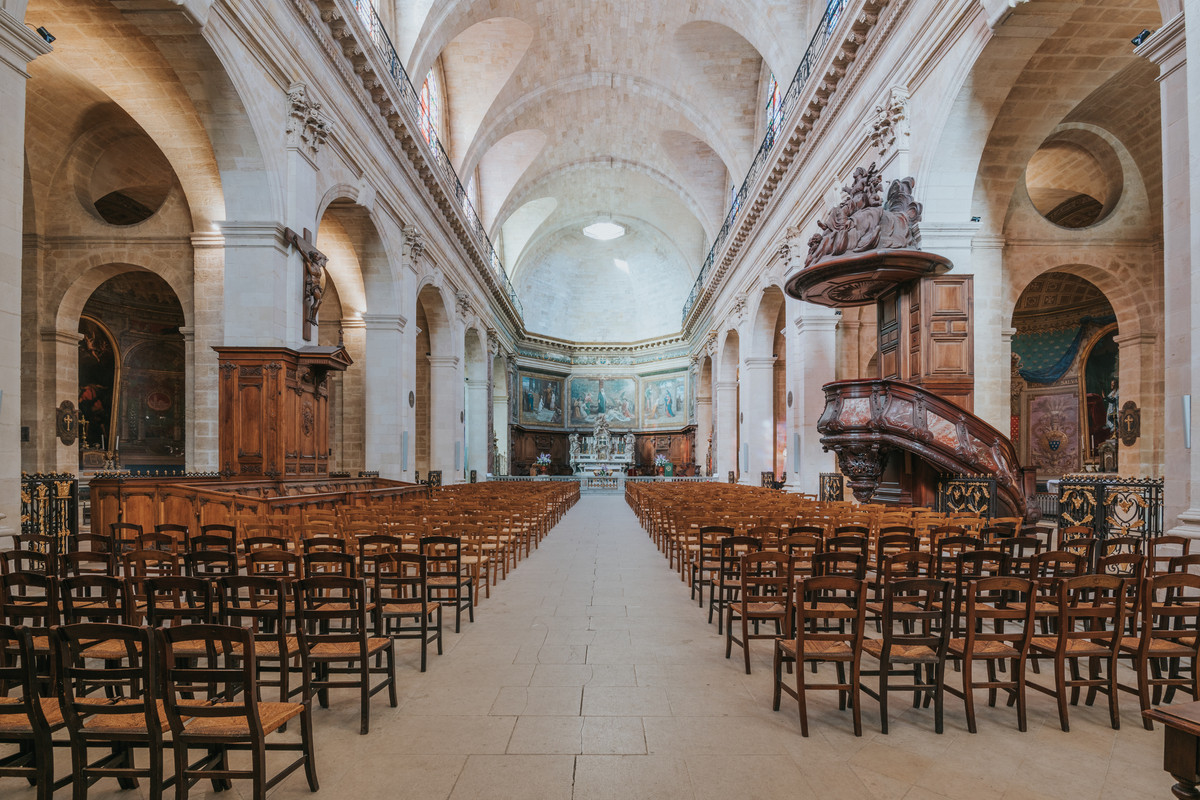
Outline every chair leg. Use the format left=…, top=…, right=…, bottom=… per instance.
left=360, top=657, right=371, bottom=735
left=742, top=616, right=752, bottom=675
left=1054, top=658, right=1071, bottom=733
left=1014, top=657, right=1028, bottom=733
left=301, top=704, right=320, bottom=791
left=251, top=739, right=268, bottom=800
left=388, top=646, right=399, bottom=707
left=878, top=668, right=890, bottom=735
left=796, top=659, right=809, bottom=737
left=962, top=657, right=977, bottom=734
left=851, top=660, right=863, bottom=737
left=772, top=647, right=783, bottom=711
left=1106, top=654, right=1121, bottom=731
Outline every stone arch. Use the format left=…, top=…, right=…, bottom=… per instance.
left=55, top=260, right=192, bottom=333
left=748, top=285, right=786, bottom=359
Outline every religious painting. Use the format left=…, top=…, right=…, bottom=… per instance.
left=1081, top=325, right=1119, bottom=463
left=568, top=377, right=637, bottom=428
left=518, top=373, right=564, bottom=426
left=1026, top=390, right=1080, bottom=476
left=78, top=315, right=120, bottom=452
left=642, top=373, right=687, bottom=428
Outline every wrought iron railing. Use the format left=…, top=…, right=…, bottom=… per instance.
left=819, top=472, right=845, bottom=502
left=21, top=472, right=78, bottom=546
left=345, top=0, right=523, bottom=319
left=1057, top=475, right=1164, bottom=541
left=681, top=0, right=847, bottom=324
left=937, top=475, right=998, bottom=518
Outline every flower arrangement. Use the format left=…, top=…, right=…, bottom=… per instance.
left=653, top=454, right=670, bottom=468
left=535, top=453, right=552, bottom=466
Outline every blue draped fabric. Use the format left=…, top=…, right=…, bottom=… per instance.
left=1013, top=315, right=1116, bottom=384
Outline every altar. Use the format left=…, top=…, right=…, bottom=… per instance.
left=569, top=417, right=634, bottom=476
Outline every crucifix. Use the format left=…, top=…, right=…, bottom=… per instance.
left=284, top=227, right=327, bottom=342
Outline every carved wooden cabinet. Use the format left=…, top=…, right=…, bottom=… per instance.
left=877, top=275, right=974, bottom=411
left=216, top=346, right=352, bottom=478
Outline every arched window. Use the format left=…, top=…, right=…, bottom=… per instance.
left=764, top=74, right=782, bottom=146
left=419, top=67, right=442, bottom=147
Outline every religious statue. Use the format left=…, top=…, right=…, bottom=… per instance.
left=284, top=227, right=328, bottom=341
left=804, top=163, right=923, bottom=267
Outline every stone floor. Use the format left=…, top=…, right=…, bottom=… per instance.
left=16, top=495, right=1171, bottom=799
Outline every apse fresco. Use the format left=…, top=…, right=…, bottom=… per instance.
left=518, top=374, right=564, bottom=426
left=642, top=373, right=687, bottom=428
left=568, top=377, right=637, bottom=428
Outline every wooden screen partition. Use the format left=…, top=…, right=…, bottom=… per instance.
left=216, top=346, right=352, bottom=478
left=877, top=275, right=974, bottom=411
left=89, top=474, right=428, bottom=537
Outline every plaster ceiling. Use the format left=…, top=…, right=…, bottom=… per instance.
left=396, top=0, right=818, bottom=341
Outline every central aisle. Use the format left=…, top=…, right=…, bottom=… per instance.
left=281, top=494, right=1161, bottom=800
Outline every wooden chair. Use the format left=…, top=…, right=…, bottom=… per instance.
left=1119, top=572, right=1200, bottom=729
left=1028, top=574, right=1127, bottom=732
left=293, top=576, right=396, bottom=734
left=420, top=536, right=474, bottom=633
left=1153, top=535, right=1195, bottom=576
left=997, top=535, right=1043, bottom=578
left=689, top=525, right=732, bottom=603
left=245, top=548, right=302, bottom=581
left=709, top=535, right=763, bottom=633
left=60, top=575, right=131, bottom=626
left=726, top=551, right=789, bottom=674
left=0, top=624, right=69, bottom=800
left=191, top=524, right=237, bottom=553
left=182, top=550, right=238, bottom=579
left=945, top=577, right=1036, bottom=732
left=156, top=624, right=319, bottom=800
left=812, top=550, right=867, bottom=580
left=371, top=553, right=442, bottom=672
left=772, top=575, right=867, bottom=737
left=861, top=578, right=954, bottom=734
left=218, top=576, right=301, bottom=704
left=0, top=572, right=57, bottom=666
left=51, top=622, right=169, bottom=798
left=109, top=522, right=143, bottom=555
left=153, top=523, right=191, bottom=552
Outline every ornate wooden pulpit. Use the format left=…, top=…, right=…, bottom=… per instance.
left=215, top=345, right=352, bottom=478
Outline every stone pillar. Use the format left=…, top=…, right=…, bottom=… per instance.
left=1114, top=330, right=1159, bottom=477
left=189, top=230, right=224, bottom=470
left=466, top=376, right=489, bottom=480
left=786, top=305, right=839, bottom=493
left=38, top=327, right=81, bottom=473
left=399, top=226, right=423, bottom=481
left=1138, top=13, right=1195, bottom=534
left=219, top=223, right=291, bottom=345
left=338, top=318, right=367, bottom=471
left=739, top=356, right=776, bottom=485
left=362, top=314, right=404, bottom=478
left=714, top=379, right=738, bottom=481
left=0, top=11, right=51, bottom=532
left=427, top=355, right=460, bottom=481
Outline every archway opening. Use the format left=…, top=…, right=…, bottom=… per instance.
left=1010, top=271, right=1117, bottom=478
left=78, top=271, right=185, bottom=472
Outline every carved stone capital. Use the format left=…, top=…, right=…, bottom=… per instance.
left=286, top=83, right=332, bottom=158
left=868, top=85, right=910, bottom=158
left=402, top=224, right=425, bottom=269
left=455, top=290, right=472, bottom=319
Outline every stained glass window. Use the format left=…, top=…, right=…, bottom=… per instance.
left=419, top=67, right=441, bottom=146
left=764, top=74, right=782, bottom=145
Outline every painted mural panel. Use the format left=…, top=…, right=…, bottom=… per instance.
left=642, top=373, right=687, bottom=428
left=1027, top=391, right=1080, bottom=474
left=568, top=377, right=637, bottom=428
left=518, top=373, right=564, bottom=426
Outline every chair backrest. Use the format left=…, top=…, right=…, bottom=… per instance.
left=0, top=572, right=58, bottom=630
left=244, top=548, right=302, bottom=579
left=881, top=551, right=933, bottom=581
left=0, top=624, right=55, bottom=734
left=878, top=525, right=917, bottom=537
left=144, top=576, right=216, bottom=628
left=294, top=576, right=370, bottom=644
left=788, top=523, right=827, bottom=539
left=1033, top=550, right=1086, bottom=581
left=420, top=536, right=462, bottom=582
left=824, top=535, right=868, bottom=558
left=1051, top=574, right=1127, bottom=653
left=244, top=535, right=292, bottom=553
left=875, top=578, right=953, bottom=658
left=960, top=576, right=1036, bottom=655
left=788, top=575, right=866, bottom=654
left=156, top=623, right=269, bottom=742
left=953, top=549, right=1008, bottom=583
left=302, top=535, right=348, bottom=555
left=1060, top=536, right=1100, bottom=572
left=182, top=550, right=238, bottom=579
left=52, top=623, right=159, bottom=735
left=59, top=548, right=115, bottom=577
left=832, top=523, right=870, bottom=538
left=122, top=548, right=181, bottom=580
left=1100, top=535, right=1143, bottom=558
left=1151, top=535, right=1193, bottom=575
left=1168, top=553, right=1200, bottom=576
left=188, top=529, right=236, bottom=554
left=1059, top=525, right=1095, bottom=545
left=303, top=550, right=357, bottom=578
left=935, top=535, right=983, bottom=576
left=738, top=551, right=790, bottom=607
left=109, top=522, right=143, bottom=553
left=0, top=549, right=50, bottom=576
left=1137, top=573, right=1200, bottom=658
left=217, top=575, right=290, bottom=636
left=135, top=530, right=180, bottom=554
left=60, top=574, right=130, bottom=625
left=373, top=552, right=428, bottom=604
left=812, top=550, right=866, bottom=580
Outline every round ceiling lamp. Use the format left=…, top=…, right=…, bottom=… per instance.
left=582, top=221, right=625, bottom=241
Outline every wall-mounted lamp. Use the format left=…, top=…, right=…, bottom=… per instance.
left=25, top=24, right=55, bottom=43
left=1131, top=29, right=1152, bottom=46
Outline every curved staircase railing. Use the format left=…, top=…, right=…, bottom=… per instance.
left=817, top=379, right=1036, bottom=520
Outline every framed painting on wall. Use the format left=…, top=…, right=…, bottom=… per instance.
left=518, top=373, right=564, bottom=427
left=568, top=377, right=637, bottom=428
left=642, top=373, right=687, bottom=428
left=1024, top=387, right=1081, bottom=477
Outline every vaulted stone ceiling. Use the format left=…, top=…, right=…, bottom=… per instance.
left=393, top=0, right=819, bottom=341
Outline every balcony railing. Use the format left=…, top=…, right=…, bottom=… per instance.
left=346, top=0, right=524, bottom=318
left=681, top=0, right=847, bottom=325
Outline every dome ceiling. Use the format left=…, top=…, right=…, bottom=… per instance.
left=395, top=0, right=817, bottom=342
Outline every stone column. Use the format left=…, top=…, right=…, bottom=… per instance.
left=399, top=226, right=423, bottom=481
left=338, top=318, right=367, bottom=471
left=739, top=355, right=776, bottom=485
left=1138, top=13, right=1195, bottom=534
left=466, top=375, right=489, bottom=480
left=219, top=223, right=291, bottom=345
left=38, top=327, right=81, bottom=473
left=362, top=314, right=404, bottom=478
left=427, top=355, right=460, bottom=481
left=786, top=304, right=839, bottom=493
left=189, top=230, right=224, bottom=470
left=0, top=12, right=51, bottom=532
left=714, top=379, right=738, bottom=482
left=1113, top=330, right=1159, bottom=477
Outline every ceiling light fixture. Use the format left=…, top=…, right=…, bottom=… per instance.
left=583, top=221, right=625, bottom=241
